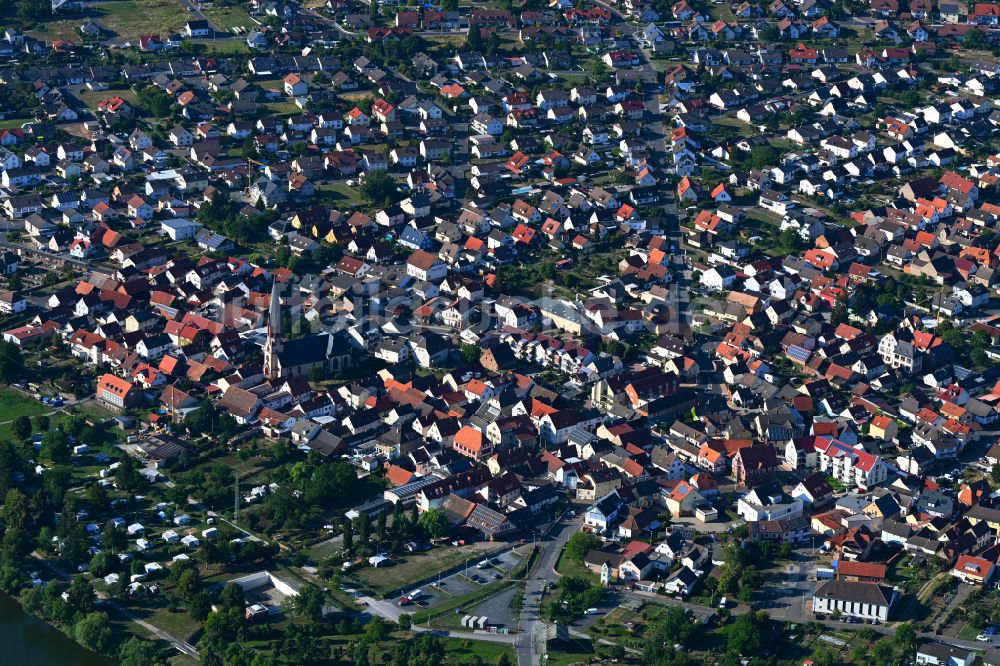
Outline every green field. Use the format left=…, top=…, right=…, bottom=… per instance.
left=74, top=89, right=139, bottom=112
left=0, top=388, right=49, bottom=422
left=96, top=0, right=191, bottom=39
left=144, top=605, right=202, bottom=642
left=188, top=38, right=251, bottom=54
left=262, top=101, right=305, bottom=117
left=30, top=0, right=192, bottom=42
left=438, top=637, right=516, bottom=663
left=316, top=182, right=366, bottom=208
left=351, top=544, right=500, bottom=596
left=200, top=6, right=257, bottom=32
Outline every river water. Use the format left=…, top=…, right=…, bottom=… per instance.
left=0, top=593, right=114, bottom=665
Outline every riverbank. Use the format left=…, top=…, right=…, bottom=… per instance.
left=0, top=592, right=115, bottom=666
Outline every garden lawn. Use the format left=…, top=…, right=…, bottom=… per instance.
left=554, top=548, right=598, bottom=584
left=0, top=118, right=33, bottom=130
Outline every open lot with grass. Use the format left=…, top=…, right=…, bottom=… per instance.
left=262, top=101, right=304, bottom=117
left=200, top=6, right=257, bottom=32
left=438, top=637, right=516, bottom=663
left=74, top=89, right=139, bottom=112
left=0, top=387, right=49, bottom=422
left=142, top=604, right=203, bottom=643
left=26, top=19, right=82, bottom=43
left=316, top=182, right=366, bottom=208
left=72, top=400, right=118, bottom=423
left=96, top=0, right=191, bottom=39
left=31, top=0, right=191, bottom=42
left=350, top=542, right=499, bottom=596
left=188, top=38, right=251, bottom=54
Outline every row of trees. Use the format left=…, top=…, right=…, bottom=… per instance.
left=340, top=502, right=449, bottom=559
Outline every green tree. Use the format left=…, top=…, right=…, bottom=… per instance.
left=725, top=611, right=768, bottom=656
left=65, top=575, right=96, bottom=614
left=343, top=517, right=354, bottom=552
left=870, top=639, right=893, bottom=666
left=460, top=343, right=481, bottom=363
left=291, top=584, right=325, bottom=624
left=33, top=414, right=50, bottom=433
left=74, top=611, right=114, bottom=653
left=11, top=415, right=31, bottom=442
left=118, top=637, right=167, bottom=666
left=20, top=585, right=44, bottom=616
left=364, top=616, right=389, bottom=641
left=0, top=441, right=19, bottom=498
left=190, top=592, right=212, bottom=622
left=564, top=531, right=602, bottom=563
left=466, top=23, right=483, bottom=51
left=966, top=28, right=987, bottom=49
left=176, top=568, right=202, bottom=600
left=219, top=583, right=245, bottom=611
left=41, top=429, right=69, bottom=463
left=357, top=513, right=371, bottom=545
left=63, top=415, right=86, bottom=439
left=137, top=86, right=172, bottom=117
left=391, top=500, right=404, bottom=533
left=358, top=170, right=399, bottom=208
left=115, top=455, right=141, bottom=493
left=894, top=622, right=917, bottom=658
left=3, top=488, right=29, bottom=530
left=418, top=508, right=448, bottom=539
left=88, top=551, right=115, bottom=578
left=18, top=0, right=51, bottom=22
left=830, top=301, right=849, bottom=326
left=745, top=145, right=780, bottom=170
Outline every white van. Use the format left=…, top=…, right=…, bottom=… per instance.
left=719, top=596, right=727, bottom=609
left=585, top=608, right=600, bottom=615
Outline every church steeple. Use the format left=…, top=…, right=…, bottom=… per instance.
left=263, top=280, right=283, bottom=379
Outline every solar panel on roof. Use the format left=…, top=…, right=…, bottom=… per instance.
left=787, top=345, right=811, bottom=362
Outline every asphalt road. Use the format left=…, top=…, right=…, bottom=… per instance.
left=515, top=514, right=579, bottom=666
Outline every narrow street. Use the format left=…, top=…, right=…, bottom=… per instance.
left=515, top=514, right=578, bottom=666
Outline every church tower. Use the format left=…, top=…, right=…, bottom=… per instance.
left=263, top=280, right=283, bottom=379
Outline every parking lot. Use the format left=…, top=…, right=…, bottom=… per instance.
left=389, top=548, right=527, bottom=615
